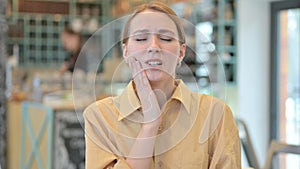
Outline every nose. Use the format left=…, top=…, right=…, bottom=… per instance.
left=147, top=35, right=161, bottom=53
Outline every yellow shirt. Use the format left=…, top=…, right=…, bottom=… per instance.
left=84, top=80, right=241, bottom=169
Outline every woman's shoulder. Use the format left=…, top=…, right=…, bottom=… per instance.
left=196, top=93, right=232, bottom=122
left=198, top=93, right=228, bottom=108
left=86, top=96, right=115, bottom=108
left=83, top=96, right=118, bottom=119
left=196, top=94, right=236, bottom=144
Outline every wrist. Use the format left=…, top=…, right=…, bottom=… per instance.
left=141, top=119, right=162, bottom=136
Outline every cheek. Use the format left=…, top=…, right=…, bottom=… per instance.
left=126, top=44, right=148, bottom=57
left=163, top=46, right=181, bottom=59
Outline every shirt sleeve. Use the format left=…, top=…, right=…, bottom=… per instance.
left=84, top=102, right=132, bottom=169
left=85, top=135, right=131, bottom=169
left=209, top=105, right=242, bottom=169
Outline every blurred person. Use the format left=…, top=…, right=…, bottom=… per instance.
left=59, top=26, right=87, bottom=75
left=83, top=1, right=241, bottom=169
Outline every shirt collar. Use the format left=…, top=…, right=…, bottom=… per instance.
left=115, top=81, right=141, bottom=121
left=170, top=79, right=192, bottom=115
left=115, top=80, right=193, bottom=121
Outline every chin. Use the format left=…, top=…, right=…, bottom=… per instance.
left=146, top=70, right=174, bottom=82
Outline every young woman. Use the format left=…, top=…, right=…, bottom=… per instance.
left=84, top=2, right=241, bottom=169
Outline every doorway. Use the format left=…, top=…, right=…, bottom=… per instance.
left=270, top=0, right=300, bottom=168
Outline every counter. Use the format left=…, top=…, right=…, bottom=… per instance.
left=6, top=90, right=93, bottom=169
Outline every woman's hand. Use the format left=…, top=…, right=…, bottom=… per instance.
left=128, top=57, right=162, bottom=128
left=125, top=56, right=162, bottom=169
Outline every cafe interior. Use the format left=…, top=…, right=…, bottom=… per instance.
left=0, top=0, right=299, bottom=168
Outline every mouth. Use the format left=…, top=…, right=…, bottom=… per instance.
left=145, top=60, right=162, bottom=66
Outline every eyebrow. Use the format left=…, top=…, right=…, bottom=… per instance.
left=132, top=29, right=176, bottom=35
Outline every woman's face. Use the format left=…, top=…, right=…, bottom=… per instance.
left=123, top=10, right=186, bottom=82
left=61, top=32, right=80, bottom=52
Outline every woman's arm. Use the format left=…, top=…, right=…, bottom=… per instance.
left=125, top=57, right=162, bottom=169
left=85, top=134, right=132, bottom=169
left=59, top=62, right=69, bottom=75
left=209, top=105, right=241, bottom=169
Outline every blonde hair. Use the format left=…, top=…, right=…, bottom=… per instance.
left=122, top=1, right=186, bottom=45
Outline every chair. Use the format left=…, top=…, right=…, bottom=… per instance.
left=20, top=102, right=54, bottom=169
left=263, top=140, right=300, bottom=169
left=236, top=119, right=260, bottom=169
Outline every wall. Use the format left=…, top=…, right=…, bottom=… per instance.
left=237, top=0, right=282, bottom=167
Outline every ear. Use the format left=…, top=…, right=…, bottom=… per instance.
left=179, top=43, right=186, bottom=62
left=122, top=43, right=129, bottom=62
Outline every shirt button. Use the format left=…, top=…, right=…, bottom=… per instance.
left=158, top=161, right=163, bottom=168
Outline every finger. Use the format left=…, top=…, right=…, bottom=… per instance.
left=133, top=58, right=149, bottom=87
left=127, top=57, right=147, bottom=94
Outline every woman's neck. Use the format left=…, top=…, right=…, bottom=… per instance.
left=150, top=78, right=176, bottom=109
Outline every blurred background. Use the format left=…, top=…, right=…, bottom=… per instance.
left=0, top=0, right=299, bottom=169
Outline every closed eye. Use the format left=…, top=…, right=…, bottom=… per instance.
left=160, top=37, right=172, bottom=41
left=160, top=36, right=173, bottom=42
left=133, top=33, right=149, bottom=42
left=136, top=38, right=147, bottom=41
